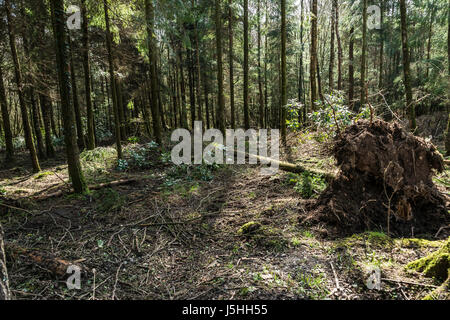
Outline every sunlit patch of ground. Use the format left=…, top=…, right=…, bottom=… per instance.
left=1, top=135, right=448, bottom=300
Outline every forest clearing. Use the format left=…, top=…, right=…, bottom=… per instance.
left=0, top=0, right=449, bottom=303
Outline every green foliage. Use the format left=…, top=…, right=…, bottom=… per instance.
left=127, top=136, right=139, bottom=144
left=117, top=159, right=129, bottom=172
left=308, top=92, right=371, bottom=133
left=288, top=172, right=327, bottom=198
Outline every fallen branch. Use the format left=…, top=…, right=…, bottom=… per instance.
left=5, top=243, right=85, bottom=277
left=381, top=278, right=439, bottom=288
left=234, top=149, right=335, bottom=181
left=33, top=178, right=138, bottom=202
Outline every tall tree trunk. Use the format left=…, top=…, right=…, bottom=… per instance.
left=0, top=62, right=14, bottom=161
left=335, top=0, right=343, bottom=91
left=426, top=2, right=436, bottom=79
left=187, top=48, right=196, bottom=129
left=281, top=0, right=287, bottom=144
left=257, top=0, right=264, bottom=128
left=349, top=26, right=355, bottom=109
left=228, top=0, right=236, bottom=129
left=69, top=38, right=86, bottom=150
left=264, top=0, right=269, bottom=126
left=378, top=0, right=385, bottom=89
left=400, top=0, right=416, bottom=131
left=81, top=0, right=95, bottom=150
left=215, top=0, right=225, bottom=134
left=445, top=0, right=450, bottom=155
left=145, top=0, right=162, bottom=144
left=243, top=0, right=250, bottom=129
left=39, top=94, right=55, bottom=157
left=329, top=0, right=336, bottom=90
left=50, top=0, right=87, bottom=193
left=360, top=0, right=368, bottom=108
left=103, top=0, right=123, bottom=158
left=177, top=43, right=188, bottom=129
left=5, top=0, right=40, bottom=172
left=21, top=26, right=46, bottom=160
left=192, top=0, right=203, bottom=129
left=310, top=0, right=318, bottom=110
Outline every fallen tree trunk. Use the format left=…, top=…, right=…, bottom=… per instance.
left=234, top=149, right=336, bottom=181
left=33, top=178, right=138, bottom=202
left=5, top=243, right=85, bottom=278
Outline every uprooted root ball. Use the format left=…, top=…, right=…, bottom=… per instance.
left=300, top=119, right=449, bottom=238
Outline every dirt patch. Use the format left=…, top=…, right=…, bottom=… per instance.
left=301, top=119, right=449, bottom=238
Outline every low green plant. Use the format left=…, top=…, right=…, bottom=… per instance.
left=292, top=172, right=327, bottom=198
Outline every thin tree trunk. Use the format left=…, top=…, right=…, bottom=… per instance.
left=177, top=43, right=188, bottom=129
left=378, top=0, right=385, bottom=89
left=39, top=93, right=55, bottom=157
left=335, top=0, right=343, bottom=91
left=81, top=0, right=95, bottom=150
left=310, top=0, right=318, bottom=110
left=243, top=0, right=250, bottom=129
left=349, top=26, right=355, bottom=109
left=228, top=0, right=236, bottom=129
left=50, top=0, right=87, bottom=193
left=103, top=0, right=122, bottom=159
left=400, top=0, right=416, bottom=131
left=69, top=38, right=86, bottom=150
left=329, top=0, right=336, bottom=90
left=215, top=0, right=225, bottom=134
left=281, top=0, right=287, bottom=144
left=445, top=0, right=450, bottom=155
left=5, top=0, right=40, bottom=172
left=426, top=3, right=436, bottom=79
left=145, top=0, right=162, bottom=144
left=257, top=0, right=264, bottom=128
left=360, top=0, right=368, bottom=107
left=0, top=62, right=14, bottom=161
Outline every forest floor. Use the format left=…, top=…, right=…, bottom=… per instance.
left=0, top=130, right=449, bottom=300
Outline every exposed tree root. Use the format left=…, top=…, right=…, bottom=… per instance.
left=300, top=119, right=449, bottom=237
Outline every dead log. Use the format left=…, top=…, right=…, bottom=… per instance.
left=33, top=178, right=138, bottom=202
left=5, top=243, right=85, bottom=278
left=234, top=149, right=336, bottom=181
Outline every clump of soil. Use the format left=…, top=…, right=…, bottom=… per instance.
left=300, top=119, right=449, bottom=238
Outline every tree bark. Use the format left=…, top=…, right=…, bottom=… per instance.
left=69, top=38, right=86, bottom=151
left=335, top=0, right=343, bottom=91
left=228, top=0, right=236, bottom=129
left=145, top=0, right=162, bottom=144
left=329, top=0, right=336, bottom=90
left=81, top=0, right=95, bottom=150
left=50, top=0, right=88, bottom=194
left=5, top=0, right=40, bottom=172
left=215, top=0, right=225, bottom=134
left=0, top=62, right=14, bottom=161
left=360, top=0, right=368, bottom=108
left=349, top=26, right=355, bottom=109
left=281, top=0, right=287, bottom=144
left=103, top=0, right=123, bottom=158
left=243, top=0, right=250, bottom=129
left=257, top=0, right=264, bottom=128
left=310, top=0, right=318, bottom=110
left=399, top=0, right=416, bottom=131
